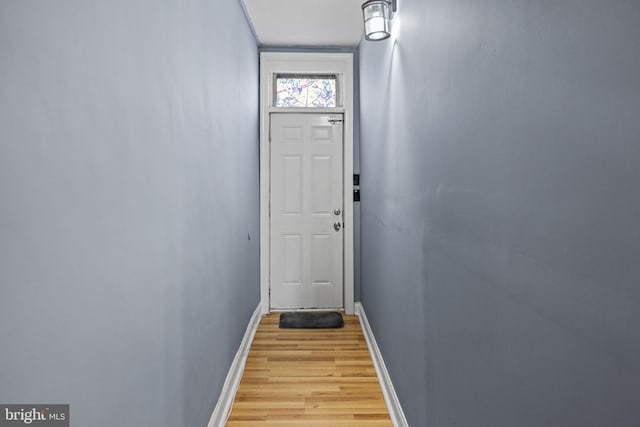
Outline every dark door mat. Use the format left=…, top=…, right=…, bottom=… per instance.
left=279, top=311, right=344, bottom=329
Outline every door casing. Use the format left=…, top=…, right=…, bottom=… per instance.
left=259, top=52, right=354, bottom=315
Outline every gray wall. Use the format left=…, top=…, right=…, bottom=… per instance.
left=0, top=1, right=259, bottom=426
left=359, top=0, right=640, bottom=426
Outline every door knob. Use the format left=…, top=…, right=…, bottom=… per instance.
left=334, top=208, right=341, bottom=216
left=334, top=222, right=342, bottom=232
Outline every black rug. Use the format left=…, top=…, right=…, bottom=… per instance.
left=279, top=311, right=344, bottom=329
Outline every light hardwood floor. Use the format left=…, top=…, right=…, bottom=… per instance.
left=225, top=312, right=392, bottom=426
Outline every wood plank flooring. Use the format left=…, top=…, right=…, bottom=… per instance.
left=225, top=313, right=392, bottom=426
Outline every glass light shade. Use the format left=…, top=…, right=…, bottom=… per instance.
left=362, top=1, right=391, bottom=41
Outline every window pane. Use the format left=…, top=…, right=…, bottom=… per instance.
left=276, top=75, right=337, bottom=108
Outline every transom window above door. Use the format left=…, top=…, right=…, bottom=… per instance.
left=275, top=74, right=338, bottom=108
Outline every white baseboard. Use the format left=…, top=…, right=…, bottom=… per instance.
left=207, top=304, right=262, bottom=427
left=355, top=302, right=409, bottom=427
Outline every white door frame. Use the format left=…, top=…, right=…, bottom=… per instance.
left=260, top=52, right=354, bottom=315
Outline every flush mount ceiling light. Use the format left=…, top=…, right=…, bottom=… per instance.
left=362, top=0, right=397, bottom=41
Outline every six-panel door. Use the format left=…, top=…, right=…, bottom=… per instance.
left=269, top=113, right=344, bottom=309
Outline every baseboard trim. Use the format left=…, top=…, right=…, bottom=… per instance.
left=207, top=303, right=262, bottom=427
left=355, top=302, right=409, bottom=427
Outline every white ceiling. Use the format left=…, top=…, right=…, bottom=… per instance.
left=241, top=0, right=364, bottom=47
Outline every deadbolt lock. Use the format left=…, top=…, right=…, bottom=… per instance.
left=334, top=208, right=341, bottom=216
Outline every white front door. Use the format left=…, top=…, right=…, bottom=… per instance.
left=269, top=113, right=344, bottom=310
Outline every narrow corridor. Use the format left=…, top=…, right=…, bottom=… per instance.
left=226, top=313, right=392, bottom=426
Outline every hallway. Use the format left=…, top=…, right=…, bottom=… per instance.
left=2, top=0, right=640, bottom=426
left=226, top=313, right=391, bottom=426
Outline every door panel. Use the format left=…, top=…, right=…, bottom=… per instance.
left=270, top=113, right=344, bottom=309
left=311, top=156, right=332, bottom=213
left=283, top=156, right=303, bottom=214
left=283, top=234, right=303, bottom=284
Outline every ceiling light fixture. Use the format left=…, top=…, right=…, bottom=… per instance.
left=362, top=0, right=397, bottom=41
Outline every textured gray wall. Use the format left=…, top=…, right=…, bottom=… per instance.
left=359, top=0, right=640, bottom=426
left=0, top=1, right=259, bottom=426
